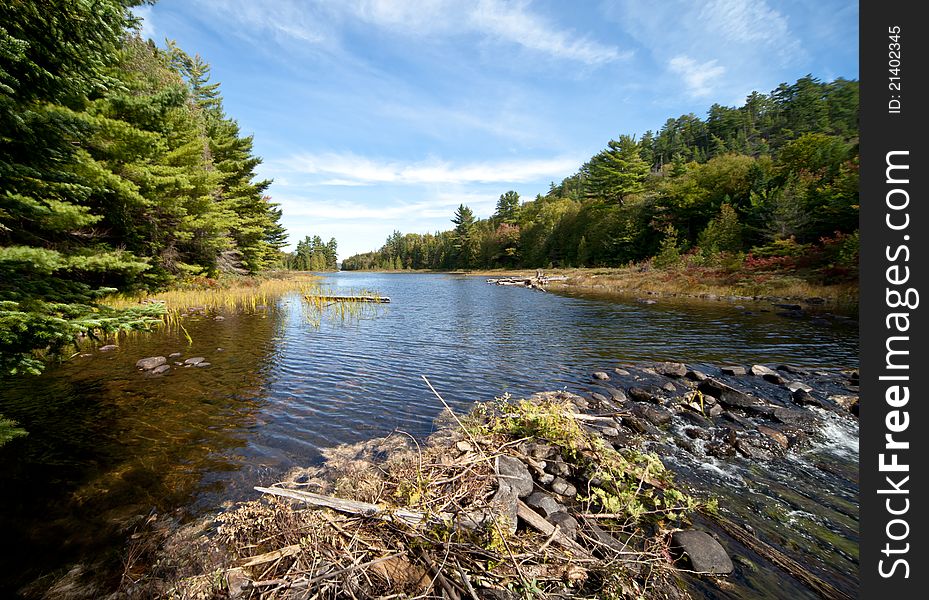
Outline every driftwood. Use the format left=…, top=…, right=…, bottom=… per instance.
left=254, top=486, right=447, bottom=526
left=516, top=500, right=594, bottom=560
left=486, top=272, right=567, bottom=291
left=305, top=294, right=390, bottom=303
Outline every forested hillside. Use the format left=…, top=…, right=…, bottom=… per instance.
left=342, top=76, right=858, bottom=275
left=0, top=1, right=286, bottom=376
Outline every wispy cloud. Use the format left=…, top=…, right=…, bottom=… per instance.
left=277, top=191, right=497, bottom=221
left=196, top=0, right=624, bottom=66
left=697, top=0, right=793, bottom=46
left=668, top=55, right=726, bottom=98
left=274, top=152, right=581, bottom=186
left=468, top=0, right=628, bottom=65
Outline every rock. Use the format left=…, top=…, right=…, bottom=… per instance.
left=548, top=511, right=579, bottom=539
left=496, top=456, right=534, bottom=498
left=678, top=410, right=713, bottom=429
left=791, top=389, right=828, bottom=409
left=150, top=364, right=171, bottom=376
left=195, top=362, right=212, bottom=367
left=684, top=426, right=712, bottom=440
left=168, top=352, right=182, bottom=358
left=601, top=427, right=620, bottom=437
left=592, top=371, right=610, bottom=381
left=786, top=381, right=813, bottom=394
left=184, top=356, right=207, bottom=365
left=699, top=379, right=768, bottom=411
left=589, top=392, right=608, bottom=405
left=622, top=415, right=660, bottom=436
left=628, top=386, right=662, bottom=403
left=213, top=315, right=225, bottom=321
left=686, top=369, right=709, bottom=382
left=547, top=460, right=570, bottom=477
left=829, top=395, right=859, bottom=412
left=226, top=567, right=250, bottom=599
left=773, top=408, right=819, bottom=428
left=526, top=491, right=562, bottom=517
left=777, top=364, right=808, bottom=375
left=638, top=298, right=657, bottom=305
left=136, top=356, right=167, bottom=371
left=656, top=362, right=687, bottom=377
left=523, top=442, right=555, bottom=459
left=661, top=382, right=677, bottom=393
left=537, top=473, right=555, bottom=485
left=721, top=365, right=747, bottom=376
left=707, top=404, right=724, bottom=418
left=851, top=399, right=859, bottom=417
left=718, top=411, right=753, bottom=429
left=572, top=397, right=590, bottom=410
left=613, top=368, right=631, bottom=376
left=670, top=530, right=734, bottom=575
left=750, top=365, right=778, bottom=377
left=98, top=344, right=118, bottom=352
left=763, top=372, right=787, bottom=385
left=632, top=403, right=673, bottom=427
left=705, top=440, right=736, bottom=458
left=550, top=477, right=577, bottom=498
left=216, top=347, right=225, bottom=352
left=773, top=303, right=802, bottom=311
left=455, top=441, right=473, bottom=453
left=735, top=435, right=779, bottom=461
left=757, top=425, right=789, bottom=450
left=605, top=386, right=628, bottom=403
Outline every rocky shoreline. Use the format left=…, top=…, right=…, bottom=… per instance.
left=106, top=359, right=858, bottom=600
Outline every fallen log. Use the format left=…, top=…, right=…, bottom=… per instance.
left=254, top=486, right=447, bottom=526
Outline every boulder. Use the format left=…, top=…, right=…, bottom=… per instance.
left=592, top=371, right=610, bottom=381
left=548, top=511, right=579, bottom=539
left=721, top=366, right=747, bottom=376
left=628, top=386, right=662, bottom=403
left=757, top=425, right=789, bottom=450
left=670, top=530, right=733, bottom=575
left=151, top=364, right=171, bottom=376
left=550, top=477, right=577, bottom=498
left=136, top=356, right=167, bottom=371
left=750, top=365, right=778, bottom=377
left=656, top=362, right=687, bottom=378
left=786, top=381, right=813, bottom=394
left=686, top=369, right=709, bottom=382
left=496, top=456, right=534, bottom=498
left=632, top=403, right=673, bottom=427
left=184, top=356, right=207, bottom=365
left=699, top=379, right=768, bottom=411
left=661, top=382, right=677, bottom=393
left=526, top=491, right=562, bottom=517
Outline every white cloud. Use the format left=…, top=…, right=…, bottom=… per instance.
left=668, top=55, right=726, bottom=98
left=132, top=5, right=157, bottom=40
left=469, top=0, right=628, bottom=65
left=273, top=152, right=581, bottom=186
left=698, top=0, right=792, bottom=46
left=197, top=0, right=624, bottom=66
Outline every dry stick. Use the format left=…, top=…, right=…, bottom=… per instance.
left=454, top=560, right=480, bottom=600
left=249, top=553, right=406, bottom=591
left=420, top=375, right=533, bottom=591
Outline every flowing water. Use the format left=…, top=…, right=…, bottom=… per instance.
left=0, top=273, right=858, bottom=597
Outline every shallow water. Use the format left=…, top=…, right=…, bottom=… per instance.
left=0, top=272, right=858, bottom=596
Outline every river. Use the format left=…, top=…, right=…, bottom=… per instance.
left=0, top=272, right=858, bottom=597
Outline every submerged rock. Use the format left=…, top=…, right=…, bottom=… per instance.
left=184, top=356, right=207, bottom=365
left=592, top=371, right=610, bottom=381
left=670, top=530, right=733, bottom=575
left=98, top=344, right=118, bottom=352
left=151, top=364, right=171, bottom=376
left=136, top=356, right=167, bottom=371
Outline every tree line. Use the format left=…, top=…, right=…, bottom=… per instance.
left=342, top=76, right=858, bottom=274
left=0, top=1, right=286, bottom=376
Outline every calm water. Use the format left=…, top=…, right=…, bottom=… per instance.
left=0, top=273, right=858, bottom=596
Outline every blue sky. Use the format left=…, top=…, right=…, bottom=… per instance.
left=135, top=0, right=859, bottom=259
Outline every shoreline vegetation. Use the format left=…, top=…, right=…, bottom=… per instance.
left=112, top=362, right=859, bottom=600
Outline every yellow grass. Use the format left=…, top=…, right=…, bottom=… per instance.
left=467, top=266, right=859, bottom=308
